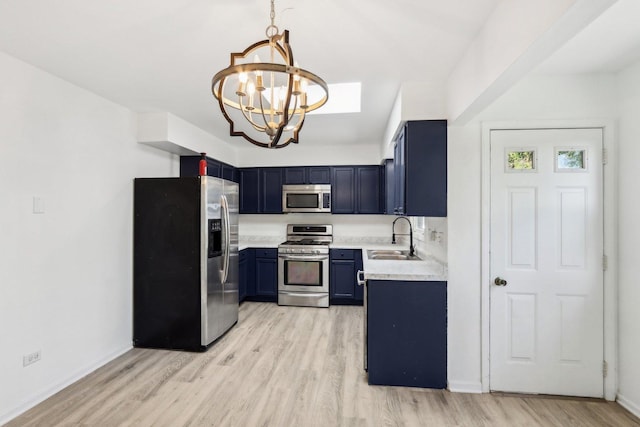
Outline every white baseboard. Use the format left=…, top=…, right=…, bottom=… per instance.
left=617, top=394, right=640, bottom=419
left=448, top=381, right=484, bottom=394
left=0, top=345, right=132, bottom=426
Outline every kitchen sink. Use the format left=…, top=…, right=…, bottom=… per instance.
left=367, top=249, right=404, bottom=255
left=366, top=250, right=422, bottom=261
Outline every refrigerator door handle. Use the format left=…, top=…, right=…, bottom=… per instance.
left=220, top=194, right=230, bottom=285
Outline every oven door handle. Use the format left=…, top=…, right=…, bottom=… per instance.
left=278, top=254, right=328, bottom=262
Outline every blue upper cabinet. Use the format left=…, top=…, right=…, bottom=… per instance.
left=284, top=167, right=306, bottom=185
left=239, top=168, right=260, bottom=213
left=241, top=165, right=381, bottom=215
left=179, top=155, right=238, bottom=182
left=239, top=167, right=283, bottom=214
left=383, top=159, right=394, bottom=215
left=393, top=120, right=447, bottom=217
left=308, top=167, right=331, bottom=184
left=356, top=166, right=382, bottom=214
left=283, top=166, right=331, bottom=184
left=222, top=163, right=238, bottom=183
left=332, top=166, right=382, bottom=214
left=331, top=167, right=356, bottom=214
left=260, top=168, right=283, bottom=213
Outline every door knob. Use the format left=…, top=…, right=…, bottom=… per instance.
left=494, top=277, right=508, bottom=286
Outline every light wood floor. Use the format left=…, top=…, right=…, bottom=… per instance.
left=7, top=302, right=640, bottom=426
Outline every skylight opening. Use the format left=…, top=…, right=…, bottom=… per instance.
left=307, top=82, right=361, bottom=115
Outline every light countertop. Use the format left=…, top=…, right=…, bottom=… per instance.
left=239, top=236, right=447, bottom=282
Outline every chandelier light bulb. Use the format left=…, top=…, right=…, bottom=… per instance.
left=253, top=55, right=263, bottom=77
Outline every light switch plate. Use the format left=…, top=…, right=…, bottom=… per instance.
left=33, top=196, right=45, bottom=214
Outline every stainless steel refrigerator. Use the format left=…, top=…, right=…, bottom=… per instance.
left=133, top=176, right=239, bottom=351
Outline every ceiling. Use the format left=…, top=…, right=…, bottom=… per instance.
left=1, top=1, right=639, bottom=152
left=536, top=0, right=640, bottom=74
left=0, top=0, right=499, bottom=149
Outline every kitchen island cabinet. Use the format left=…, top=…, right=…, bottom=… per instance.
left=367, top=279, right=447, bottom=389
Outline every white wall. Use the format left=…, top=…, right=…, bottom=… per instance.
left=447, top=124, right=483, bottom=392
left=447, top=73, right=618, bottom=392
left=0, top=52, right=176, bottom=423
left=616, top=59, right=640, bottom=416
left=235, top=142, right=383, bottom=167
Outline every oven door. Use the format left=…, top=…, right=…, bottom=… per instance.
left=278, top=253, right=329, bottom=293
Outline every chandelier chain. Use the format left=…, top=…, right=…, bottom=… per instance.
left=265, top=0, right=278, bottom=38
left=270, top=0, right=275, bottom=25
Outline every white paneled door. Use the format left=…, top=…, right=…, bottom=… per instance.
left=489, top=128, right=604, bottom=397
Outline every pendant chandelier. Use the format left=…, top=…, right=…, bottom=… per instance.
left=211, top=0, right=329, bottom=149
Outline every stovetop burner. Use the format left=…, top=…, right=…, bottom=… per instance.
left=281, top=238, right=329, bottom=246
left=278, top=224, right=333, bottom=254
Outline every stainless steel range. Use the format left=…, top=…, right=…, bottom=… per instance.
left=278, top=224, right=332, bottom=308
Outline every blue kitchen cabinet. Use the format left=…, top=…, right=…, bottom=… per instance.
left=239, top=168, right=260, bottom=213
left=367, top=280, right=447, bottom=389
left=253, top=248, right=278, bottom=302
left=393, top=130, right=406, bottom=215
left=330, top=249, right=364, bottom=305
left=179, top=155, right=240, bottom=181
left=179, top=155, right=219, bottom=178
left=308, top=167, right=331, bottom=184
left=222, top=163, right=238, bottom=183
left=284, top=167, right=306, bottom=184
left=239, top=248, right=254, bottom=303
left=331, top=167, right=356, bottom=214
left=356, top=166, right=382, bottom=214
left=284, top=166, right=331, bottom=185
left=393, top=120, right=447, bottom=216
left=383, top=159, right=394, bottom=214
left=260, top=168, right=283, bottom=213
left=239, top=168, right=283, bottom=214
left=331, top=166, right=383, bottom=214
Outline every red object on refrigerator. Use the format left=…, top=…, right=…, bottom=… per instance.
left=199, top=153, right=207, bottom=176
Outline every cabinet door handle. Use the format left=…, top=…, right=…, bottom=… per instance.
left=356, top=270, right=366, bottom=286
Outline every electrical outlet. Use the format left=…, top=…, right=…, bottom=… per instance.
left=23, top=350, right=41, bottom=367
left=435, top=232, right=443, bottom=244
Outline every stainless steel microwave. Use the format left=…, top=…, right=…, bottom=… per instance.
left=282, top=184, right=331, bottom=213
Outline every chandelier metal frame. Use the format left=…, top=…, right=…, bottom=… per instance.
left=211, top=0, right=328, bottom=149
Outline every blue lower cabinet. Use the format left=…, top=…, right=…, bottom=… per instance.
left=367, top=280, right=447, bottom=389
left=239, top=248, right=254, bottom=303
left=244, top=248, right=277, bottom=302
left=330, top=249, right=363, bottom=305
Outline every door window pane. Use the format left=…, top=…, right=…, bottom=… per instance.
left=556, top=149, right=586, bottom=172
left=506, top=149, right=536, bottom=172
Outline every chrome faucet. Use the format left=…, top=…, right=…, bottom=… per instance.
left=392, top=216, right=415, bottom=257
